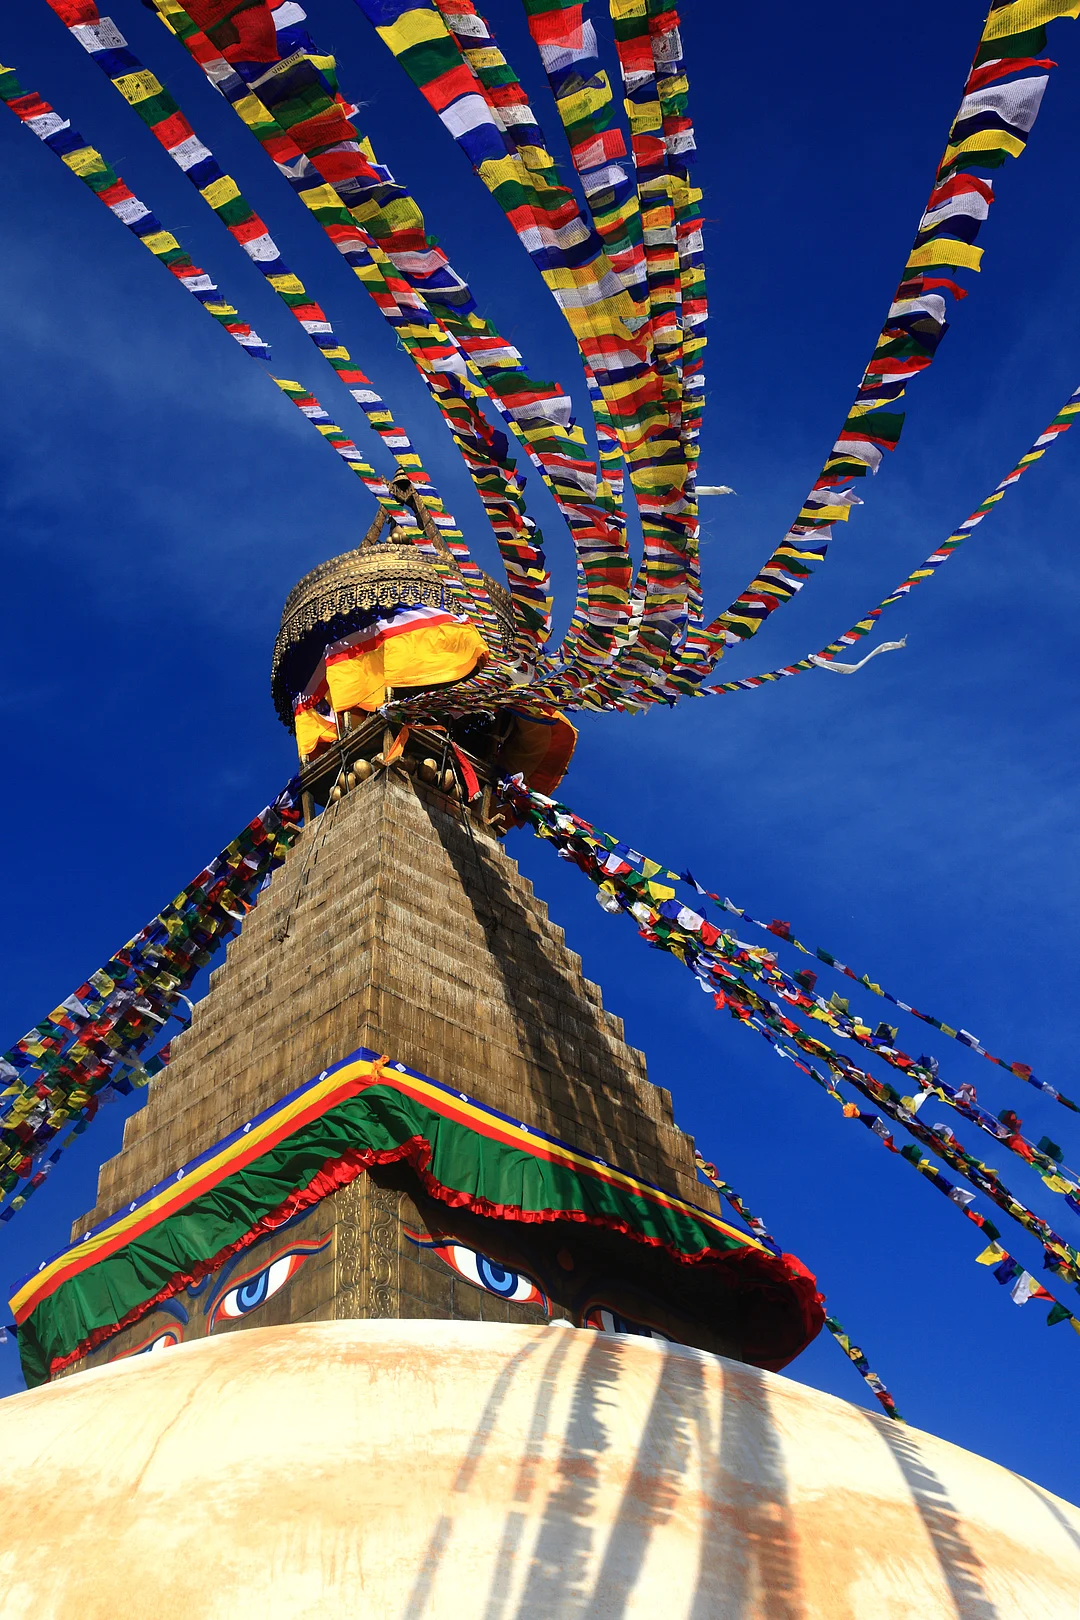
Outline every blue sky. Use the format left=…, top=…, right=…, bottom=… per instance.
left=2, top=0, right=1080, bottom=1501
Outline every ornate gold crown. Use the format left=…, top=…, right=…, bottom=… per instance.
left=271, top=485, right=515, bottom=725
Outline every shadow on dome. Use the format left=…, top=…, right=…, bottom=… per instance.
left=875, top=1415, right=1000, bottom=1620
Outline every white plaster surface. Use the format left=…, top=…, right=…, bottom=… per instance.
left=0, top=1319, right=1076, bottom=1618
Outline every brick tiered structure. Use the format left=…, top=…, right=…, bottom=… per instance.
left=82, top=772, right=707, bottom=1222
left=70, top=769, right=738, bottom=1366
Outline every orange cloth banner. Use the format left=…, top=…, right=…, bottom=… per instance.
left=324, top=608, right=487, bottom=713
left=294, top=673, right=338, bottom=759
left=295, top=705, right=338, bottom=757
left=498, top=708, right=578, bottom=795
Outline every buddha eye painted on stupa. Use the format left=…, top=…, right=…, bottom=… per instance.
left=105, top=1221, right=334, bottom=1362
left=94, top=1170, right=767, bottom=1367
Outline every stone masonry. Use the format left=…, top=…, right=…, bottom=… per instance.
left=76, top=770, right=715, bottom=1235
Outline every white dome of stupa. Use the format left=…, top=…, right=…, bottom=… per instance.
left=0, top=1318, right=1076, bottom=1618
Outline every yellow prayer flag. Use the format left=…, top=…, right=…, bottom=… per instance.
left=800, top=503, right=855, bottom=524
left=298, top=184, right=345, bottom=212
left=939, top=131, right=1025, bottom=170
left=200, top=175, right=241, bottom=211
left=907, top=240, right=985, bottom=273
left=63, top=146, right=108, bottom=179
left=142, top=230, right=182, bottom=257
left=975, top=1242, right=1005, bottom=1266
left=114, top=70, right=162, bottom=106
left=376, top=8, right=448, bottom=54
left=983, top=1, right=1080, bottom=41
left=233, top=94, right=266, bottom=128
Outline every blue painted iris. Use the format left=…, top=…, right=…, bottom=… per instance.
left=207, top=1235, right=331, bottom=1330
left=475, top=1254, right=527, bottom=1298
left=583, top=1305, right=668, bottom=1340
left=405, top=1228, right=547, bottom=1308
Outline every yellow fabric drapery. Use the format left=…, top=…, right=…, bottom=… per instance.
left=324, top=608, right=487, bottom=714
left=294, top=700, right=338, bottom=759
left=497, top=708, right=578, bottom=795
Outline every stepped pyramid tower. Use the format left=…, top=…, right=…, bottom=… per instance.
left=62, top=487, right=815, bottom=1368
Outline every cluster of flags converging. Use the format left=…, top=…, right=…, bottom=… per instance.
left=6, top=0, right=1079, bottom=719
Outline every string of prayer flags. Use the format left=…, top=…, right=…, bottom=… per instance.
left=557, top=823, right=1080, bottom=1203
left=3, top=42, right=447, bottom=553
left=0, top=67, right=267, bottom=360
left=655, top=0, right=1079, bottom=692
left=694, top=1152, right=903, bottom=1420
left=674, top=869, right=1079, bottom=1117
left=44, top=0, right=382, bottom=409
left=526, top=0, right=646, bottom=306
left=521, top=0, right=705, bottom=526
left=707, top=382, right=1080, bottom=703
left=785, top=1046, right=1080, bottom=1339
left=144, top=0, right=640, bottom=662
left=504, top=779, right=1080, bottom=1304
left=598, top=0, right=706, bottom=673
left=975, top=1239, right=1080, bottom=1332
left=724, top=1004, right=1080, bottom=1339
left=510, top=778, right=1080, bottom=1351
left=349, top=0, right=698, bottom=674
left=425, top=0, right=644, bottom=671
left=367, top=7, right=636, bottom=673
left=0, top=783, right=302, bottom=1223
left=0, top=64, right=451, bottom=556
left=839, top=1090, right=1080, bottom=1337
left=43, top=0, right=501, bottom=622
left=553, top=805, right=1080, bottom=1199
left=152, top=0, right=553, bottom=648
left=147, top=0, right=626, bottom=659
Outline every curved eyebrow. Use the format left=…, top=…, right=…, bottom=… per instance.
left=403, top=1228, right=441, bottom=1250
left=155, top=1297, right=189, bottom=1326
left=204, top=1232, right=331, bottom=1321
left=201, top=1250, right=248, bottom=1321
left=200, top=1210, right=323, bottom=1319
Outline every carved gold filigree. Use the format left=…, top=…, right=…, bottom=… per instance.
left=332, top=1177, right=402, bottom=1319
left=271, top=491, right=515, bottom=724
left=368, top=1185, right=400, bottom=1318
left=333, top=1177, right=367, bottom=1322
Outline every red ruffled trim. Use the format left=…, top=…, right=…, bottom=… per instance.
left=50, top=1137, right=823, bottom=1376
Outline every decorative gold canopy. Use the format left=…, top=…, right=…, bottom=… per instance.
left=271, top=480, right=514, bottom=725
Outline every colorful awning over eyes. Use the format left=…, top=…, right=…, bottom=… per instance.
left=10, top=1046, right=823, bottom=1387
